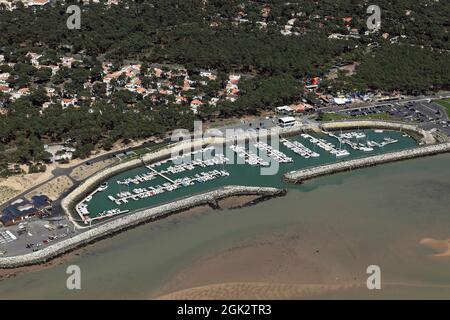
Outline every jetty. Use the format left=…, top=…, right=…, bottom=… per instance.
left=230, top=145, right=269, bottom=166
left=253, top=142, right=293, bottom=163
left=301, top=133, right=350, bottom=157
left=281, top=138, right=320, bottom=159
left=107, top=170, right=230, bottom=207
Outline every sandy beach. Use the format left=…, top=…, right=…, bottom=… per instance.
left=152, top=227, right=367, bottom=299
left=420, top=238, right=450, bottom=257
left=157, top=282, right=361, bottom=300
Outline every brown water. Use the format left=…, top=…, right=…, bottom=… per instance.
left=0, top=155, right=449, bottom=299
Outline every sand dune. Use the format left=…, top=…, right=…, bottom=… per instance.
left=156, top=282, right=361, bottom=300
left=420, top=238, right=450, bottom=257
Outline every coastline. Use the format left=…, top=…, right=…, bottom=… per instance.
left=0, top=120, right=442, bottom=269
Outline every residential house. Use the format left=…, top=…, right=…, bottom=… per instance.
left=190, top=99, right=204, bottom=114
left=61, top=98, right=77, bottom=108
left=0, top=85, right=11, bottom=93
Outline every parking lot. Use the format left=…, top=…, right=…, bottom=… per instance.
left=0, top=216, right=76, bottom=257
left=0, top=230, right=16, bottom=244
left=337, top=101, right=450, bottom=136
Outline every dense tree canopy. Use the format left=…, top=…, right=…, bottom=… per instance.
left=0, top=0, right=448, bottom=169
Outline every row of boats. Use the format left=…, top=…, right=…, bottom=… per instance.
left=253, top=142, right=293, bottom=163
left=281, top=139, right=320, bottom=159
left=230, top=145, right=270, bottom=167
left=149, top=146, right=216, bottom=169
left=108, top=169, right=230, bottom=205
left=301, top=133, right=351, bottom=157
left=161, top=154, right=229, bottom=175
left=329, top=132, right=399, bottom=152
left=75, top=183, right=110, bottom=220
left=96, top=208, right=130, bottom=220
left=339, top=132, right=367, bottom=140
left=117, top=172, right=157, bottom=186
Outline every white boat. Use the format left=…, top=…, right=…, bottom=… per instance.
left=98, top=182, right=109, bottom=192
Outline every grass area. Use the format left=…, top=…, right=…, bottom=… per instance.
left=25, top=176, right=73, bottom=201
left=318, top=112, right=394, bottom=122
left=436, top=98, right=450, bottom=116
left=121, top=142, right=171, bottom=163
left=206, top=118, right=241, bottom=129
left=0, top=185, right=19, bottom=205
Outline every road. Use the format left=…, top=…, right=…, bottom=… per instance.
left=318, top=92, right=450, bottom=113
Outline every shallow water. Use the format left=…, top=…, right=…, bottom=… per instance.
left=0, top=154, right=449, bottom=299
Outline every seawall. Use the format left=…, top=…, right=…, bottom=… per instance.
left=320, top=120, right=435, bottom=144
left=284, top=142, right=450, bottom=184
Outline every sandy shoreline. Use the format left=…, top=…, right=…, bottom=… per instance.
left=156, top=282, right=361, bottom=300
left=420, top=238, right=450, bottom=257
left=151, top=227, right=368, bottom=299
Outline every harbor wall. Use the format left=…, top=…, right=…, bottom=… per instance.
left=0, top=186, right=285, bottom=268
left=284, top=142, right=450, bottom=184
left=320, top=120, right=435, bottom=144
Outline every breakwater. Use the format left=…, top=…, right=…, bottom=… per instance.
left=0, top=186, right=285, bottom=268
left=320, top=120, right=435, bottom=144
left=284, top=142, right=450, bottom=184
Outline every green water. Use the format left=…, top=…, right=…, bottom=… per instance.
left=83, top=130, right=417, bottom=222
left=0, top=153, right=449, bottom=299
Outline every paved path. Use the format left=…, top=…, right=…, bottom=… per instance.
left=318, top=92, right=450, bottom=113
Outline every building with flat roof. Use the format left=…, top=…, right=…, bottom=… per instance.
left=276, top=106, right=294, bottom=115
left=278, top=116, right=296, bottom=128
left=1, top=195, right=52, bottom=226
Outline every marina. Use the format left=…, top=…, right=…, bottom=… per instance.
left=301, top=133, right=351, bottom=157
left=108, top=170, right=231, bottom=207
left=74, top=130, right=418, bottom=225
left=254, top=142, right=294, bottom=163
left=324, top=131, right=400, bottom=153
left=230, top=145, right=270, bottom=167
left=76, top=146, right=234, bottom=224
left=281, top=139, right=320, bottom=159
